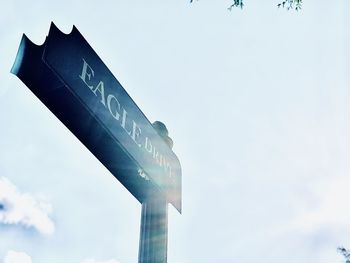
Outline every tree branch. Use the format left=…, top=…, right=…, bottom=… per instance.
left=190, top=0, right=303, bottom=10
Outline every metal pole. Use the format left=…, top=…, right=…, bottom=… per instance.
left=138, top=198, right=168, bottom=263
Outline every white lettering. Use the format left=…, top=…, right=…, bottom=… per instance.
left=145, top=137, right=152, bottom=153
left=79, top=57, right=174, bottom=179
left=92, top=81, right=106, bottom=106
left=79, top=58, right=94, bottom=89
left=107, top=94, right=121, bottom=120
left=153, top=147, right=160, bottom=164
left=121, top=108, right=132, bottom=135
left=130, top=121, right=142, bottom=147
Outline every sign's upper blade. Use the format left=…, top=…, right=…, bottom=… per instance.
left=11, top=23, right=182, bottom=213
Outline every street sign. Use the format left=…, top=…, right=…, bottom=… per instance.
left=11, top=22, right=181, bottom=213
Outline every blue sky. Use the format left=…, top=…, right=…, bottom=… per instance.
left=0, top=0, right=349, bottom=262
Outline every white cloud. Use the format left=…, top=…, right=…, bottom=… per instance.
left=3, top=250, right=32, bottom=263
left=0, top=177, right=55, bottom=235
left=2, top=252, right=122, bottom=263
left=82, top=258, right=120, bottom=263
left=251, top=175, right=350, bottom=262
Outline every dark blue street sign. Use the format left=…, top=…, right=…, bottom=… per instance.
left=11, top=22, right=182, bottom=212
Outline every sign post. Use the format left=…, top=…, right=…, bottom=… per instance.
left=139, top=198, right=168, bottom=262
left=11, top=23, right=182, bottom=262
left=138, top=121, right=173, bottom=263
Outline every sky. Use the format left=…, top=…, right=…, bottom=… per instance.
left=0, top=0, right=349, bottom=262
